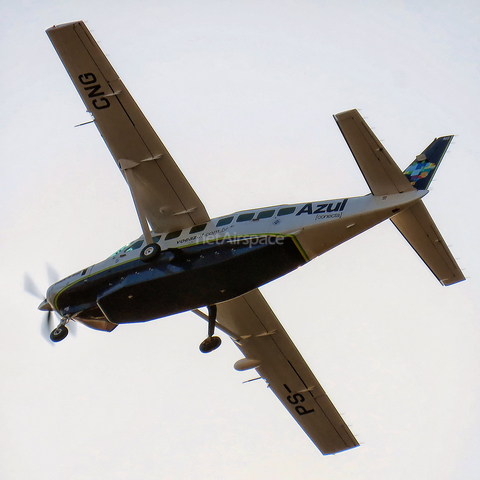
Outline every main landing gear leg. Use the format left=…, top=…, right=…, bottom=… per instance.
left=199, top=305, right=222, bottom=353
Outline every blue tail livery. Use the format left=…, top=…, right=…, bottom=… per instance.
left=404, top=136, right=454, bottom=190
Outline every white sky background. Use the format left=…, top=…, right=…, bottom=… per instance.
left=1, top=1, right=479, bottom=478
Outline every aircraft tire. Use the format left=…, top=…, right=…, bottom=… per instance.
left=140, top=243, right=161, bottom=262
left=199, top=336, right=222, bottom=353
left=50, top=325, right=68, bottom=342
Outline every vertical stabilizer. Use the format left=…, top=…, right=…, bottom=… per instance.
left=404, top=136, right=453, bottom=190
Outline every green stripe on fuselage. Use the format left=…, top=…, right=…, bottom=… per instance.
left=54, top=232, right=310, bottom=310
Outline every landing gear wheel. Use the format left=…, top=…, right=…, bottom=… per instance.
left=140, top=243, right=161, bottom=262
left=199, top=335, right=222, bottom=353
left=50, top=325, right=68, bottom=342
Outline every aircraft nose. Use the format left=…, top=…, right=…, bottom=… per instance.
left=38, top=298, right=52, bottom=311
left=44, top=283, right=61, bottom=312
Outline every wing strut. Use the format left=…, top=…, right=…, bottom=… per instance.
left=119, top=160, right=154, bottom=245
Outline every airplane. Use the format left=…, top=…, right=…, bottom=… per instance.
left=38, top=21, right=465, bottom=455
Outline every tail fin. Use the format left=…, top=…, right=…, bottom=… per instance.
left=403, top=136, right=453, bottom=190
left=334, top=110, right=464, bottom=286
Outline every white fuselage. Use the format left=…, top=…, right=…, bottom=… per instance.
left=48, top=190, right=426, bottom=313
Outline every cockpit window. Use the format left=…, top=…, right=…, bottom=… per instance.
left=111, top=239, right=144, bottom=257
left=111, top=245, right=126, bottom=257
left=125, top=240, right=144, bottom=252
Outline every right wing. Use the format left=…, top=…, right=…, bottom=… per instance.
left=214, top=289, right=359, bottom=455
left=334, top=109, right=415, bottom=195
left=46, top=21, right=209, bottom=233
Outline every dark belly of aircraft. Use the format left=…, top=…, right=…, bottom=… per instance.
left=56, top=236, right=305, bottom=325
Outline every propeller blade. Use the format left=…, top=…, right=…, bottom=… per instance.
left=46, top=264, right=60, bottom=285
left=24, top=273, right=44, bottom=300
left=41, top=310, right=54, bottom=343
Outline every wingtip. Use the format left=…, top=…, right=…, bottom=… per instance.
left=46, top=21, right=84, bottom=33
left=333, top=108, right=359, bottom=120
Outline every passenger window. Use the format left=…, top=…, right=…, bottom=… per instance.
left=257, top=210, right=275, bottom=219
left=278, top=207, right=296, bottom=216
left=216, top=217, right=233, bottom=227
left=190, top=224, right=207, bottom=234
left=237, top=213, right=255, bottom=222
left=165, top=230, right=182, bottom=240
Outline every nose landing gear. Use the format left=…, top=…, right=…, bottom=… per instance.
left=199, top=305, right=222, bottom=353
left=50, top=324, right=69, bottom=342
left=49, top=317, right=72, bottom=342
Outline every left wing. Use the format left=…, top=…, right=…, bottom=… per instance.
left=214, top=289, right=359, bottom=455
left=46, top=21, right=209, bottom=233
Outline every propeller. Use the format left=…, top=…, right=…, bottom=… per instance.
left=24, top=273, right=45, bottom=301
left=41, top=311, right=55, bottom=343
left=46, top=264, right=60, bottom=286
left=24, top=269, right=76, bottom=342
left=24, top=272, right=55, bottom=342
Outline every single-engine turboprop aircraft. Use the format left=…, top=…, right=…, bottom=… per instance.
left=41, top=21, right=465, bottom=455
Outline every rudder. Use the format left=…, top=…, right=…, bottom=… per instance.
left=403, top=136, right=453, bottom=190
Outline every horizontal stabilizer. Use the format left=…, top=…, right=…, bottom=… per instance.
left=391, top=201, right=465, bottom=286
left=334, top=109, right=415, bottom=195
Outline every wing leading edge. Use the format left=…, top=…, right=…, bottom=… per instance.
left=216, top=289, right=359, bottom=455
left=46, top=21, right=209, bottom=233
